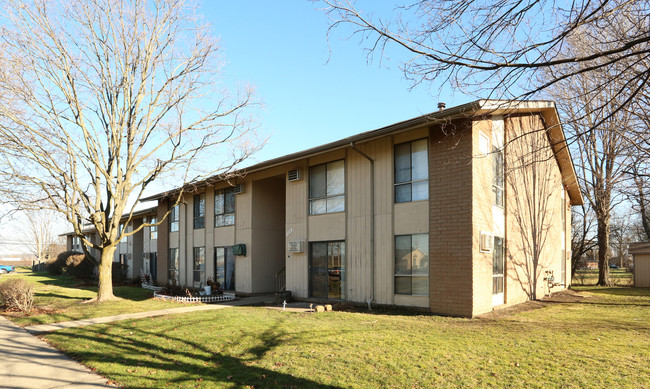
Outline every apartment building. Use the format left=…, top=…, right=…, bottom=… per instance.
left=141, top=100, right=581, bottom=316
left=65, top=206, right=159, bottom=281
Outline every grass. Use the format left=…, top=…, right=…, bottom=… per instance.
left=0, top=271, right=193, bottom=326
left=572, top=268, right=633, bottom=286
left=42, top=286, right=650, bottom=388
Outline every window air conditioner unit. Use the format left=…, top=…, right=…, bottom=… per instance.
left=288, top=241, right=304, bottom=253
left=232, top=183, right=245, bottom=195
left=480, top=231, right=494, bottom=252
left=287, top=169, right=302, bottom=182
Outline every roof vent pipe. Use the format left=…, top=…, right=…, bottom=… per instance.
left=438, top=102, right=446, bottom=110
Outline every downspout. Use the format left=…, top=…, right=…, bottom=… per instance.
left=350, top=142, right=375, bottom=310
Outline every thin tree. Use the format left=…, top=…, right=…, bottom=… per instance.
left=0, top=0, right=261, bottom=301
left=571, top=204, right=598, bottom=277
left=20, top=210, right=63, bottom=263
left=506, top=115, right=562, bottom=300
left=323, top=0, right=650, bottom=133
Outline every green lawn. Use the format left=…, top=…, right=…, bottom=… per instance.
left=0, top=271, right=192, bottom=326
left=43, top=287, right=650, bottom=388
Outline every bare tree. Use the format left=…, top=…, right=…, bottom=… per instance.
left=323, top=0, right=649, bottom=132
left=571, top=204, right=598, bottom=277
left=548, top=43, right=635, bottom=286
left=0, top=0, right=261, bottom=301
left=20, top=210, right=64, bottom=263
left=506, top=115, right=562, bottom=300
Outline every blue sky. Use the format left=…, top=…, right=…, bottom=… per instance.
left=201, top=1, right=470, bottom=164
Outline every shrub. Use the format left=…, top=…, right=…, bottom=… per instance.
left=112, top=262, right=129, bottom=284
left=46, top=252, right=70, bottom=275
left=64, top=253, right=95, bottom=280
left=0, top=278, right=34, bottom=313
left=48, top=251, right=95, bottom=279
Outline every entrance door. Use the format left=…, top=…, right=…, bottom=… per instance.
left=309, top=241, right=345, bottom=299
left=215, top=247, right=235, bottom=290
left=149, top=252, right=157, bottom=282
left=492, top=236, right=505, bottom=305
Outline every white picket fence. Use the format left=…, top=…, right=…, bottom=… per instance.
left=153, top=291, right=236, bottom=303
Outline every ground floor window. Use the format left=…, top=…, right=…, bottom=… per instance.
left=214, top=246, right=235, bottom=290
left=168, top=248, right=179, bottom=285
left=309, top=241, right=345, bottom=299
left=394, top=234, right=429, bottom=295
left=193, top=247, right=205, bottom=287
left=493, top=236, right=505, bottom=296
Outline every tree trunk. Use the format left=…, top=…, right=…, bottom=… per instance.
left=596, top=218, right=611, bottom=286
left=96, top=245, right=117, bottom=301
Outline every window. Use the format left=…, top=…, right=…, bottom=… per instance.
left=492, top=145, right=504, bottom=207
left=309, top=241, right=345, bottom=299
left=168, top=248, right=179, bottom=284
left=214, top=188, right=235, bottom=227
left=394, top=234, right=429, bottom=295
left=394, top=139, right=428, bottom=203
left=149, top=217, right=158, bottom=240
left=193, top=194, right=205, bottom=229
left=309, top=160, right=345, bottom=215
left=119, top=223, right=125, bottom=235
left=493, top=237, right=504, bottom=296
left=193, top=247, right=206, bottom=287
left=169, top=204, right=179, bottom=232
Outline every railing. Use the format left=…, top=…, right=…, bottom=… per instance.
left=275, top=266, right=286, bottom=292
left=153, top=291, right=236, bottom=303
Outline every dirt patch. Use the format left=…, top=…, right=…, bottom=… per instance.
left=543, top=289, right=591, bottom=303
left=477, top=290, right=592, bottom=320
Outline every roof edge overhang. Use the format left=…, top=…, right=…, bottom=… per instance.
left=142, top=99, right=583, bottom=205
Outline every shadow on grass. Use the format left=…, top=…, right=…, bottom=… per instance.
left=48, top=317, right=340, bottom=389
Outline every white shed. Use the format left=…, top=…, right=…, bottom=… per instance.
left=628, top=243, right=650, bottom=288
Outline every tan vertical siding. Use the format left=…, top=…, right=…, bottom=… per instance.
left=634, top=255, right=650, bottom=287
left=471, top=117, right=496, bottom=315
left=285, top=162, right=309, bottom=298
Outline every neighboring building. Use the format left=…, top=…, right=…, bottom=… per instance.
left=628, top=243, right=650, bottom=287
left=142, top=99, right=582, bottom=317
left=64, top=205, right=159, bottom=280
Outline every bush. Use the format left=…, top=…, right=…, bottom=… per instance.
left=47, top=251, right=95, bottom=279
left=46, top=252, right=69, bottom=275
left=112, top=262, right=129, bottom=284
left=0, top=278, right=34, bottom=313
left=65, top=253, right=95, bottom=280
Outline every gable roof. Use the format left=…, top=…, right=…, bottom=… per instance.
left=141, top=99, right=583, bottom=205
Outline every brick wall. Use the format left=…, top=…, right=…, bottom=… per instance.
left=429, top=119, right=475, bottom=317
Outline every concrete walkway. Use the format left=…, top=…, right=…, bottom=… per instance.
left=0, top=315, right=115, bottom=388
left=24, top=294, right=273, bottom=334
left=1, top=295, right=273, bottom=388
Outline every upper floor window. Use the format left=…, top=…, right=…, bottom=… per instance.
left=193, top=194, right=205, bottom=229
left=309, top=160, right=345, bottom=215
left=169, top=204, right=179, bottom=232
left=395, top=139, right=428, bottom=203
left=215, top=188, right=235, bottom=227
left=492, top=145, right=504, bottom=207
left=149, top=217, right=157, bottom=240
